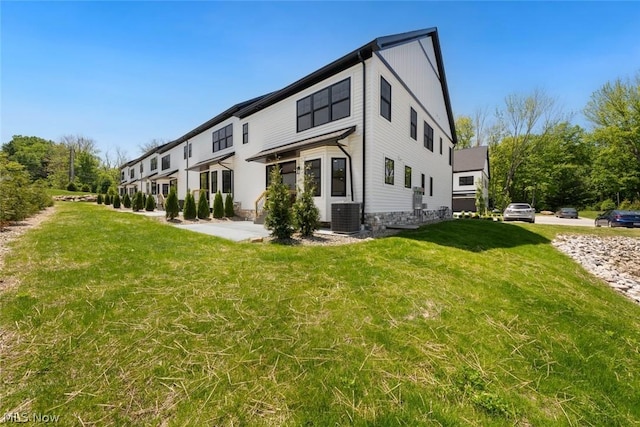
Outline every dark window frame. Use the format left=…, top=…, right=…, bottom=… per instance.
left=242, top=123, right=248, bottom=144
left=384, top=157, right=394, bottom=185
left=140, top=163, right=143, bottom=173
left=130, top=169, right=134, bottom=179
left=296, top=78, right=351, bottom=132
left=439, top=137, right=443, bottom=155
left=161, top=155, right=170, bottom=171
left=430, top=176, right=433, bottom=197
left=424, top=122, right=434, bottom=152
left=222, top=170, right=233, bottom=194
left=212, top=124, right=233, bottom=153
left=421, top=174, right=426, bottom=195
left=150, top=157, right=158, bottom=171
left=304, top=159, right=321, bottom=197
left=405, top=166, right=412, bottom=189
left=380, top=76, right=391, bottom=121
left=410, top=108, right=417, bottom=140
left=459, top=176, right=474, bottom=186
left=211, top=170, right=218, bottom=194
left=331, top=157, right=346, bottom=197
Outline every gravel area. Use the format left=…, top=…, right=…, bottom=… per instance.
left=263, top=228, right=401, bottom=246
left=552, top=234, right=640, bottom=304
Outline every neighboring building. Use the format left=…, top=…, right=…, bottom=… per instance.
left=452, top=146, right=490, bottom=212
left=119, top=28, right=458, bottom=227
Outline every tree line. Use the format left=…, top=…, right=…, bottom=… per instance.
left=455, top=73, right=640, bottom=211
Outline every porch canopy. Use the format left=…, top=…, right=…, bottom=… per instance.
left=151, top=169, right=178, bottom=181
left=245, top=126, right=355, bottom=163
left=186, top=151, right=235, bottom=171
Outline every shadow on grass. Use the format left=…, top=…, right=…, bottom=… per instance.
left=399, top=219, right=550, bottom=252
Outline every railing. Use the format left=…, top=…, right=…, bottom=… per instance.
left=255, top=190, right=267, bottom=218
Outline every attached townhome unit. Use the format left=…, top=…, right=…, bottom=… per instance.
left=452, top=146, right=490, bottom=212
left=119, top=28, right=458, bottom=228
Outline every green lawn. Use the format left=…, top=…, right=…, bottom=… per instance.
left=1, top=203, right=639, bottom=426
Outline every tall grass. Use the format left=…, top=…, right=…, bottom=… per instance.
left=1, top=203, right=639, bottom=426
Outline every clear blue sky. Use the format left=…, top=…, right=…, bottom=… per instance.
left=2, top=1, right=639, bottom=160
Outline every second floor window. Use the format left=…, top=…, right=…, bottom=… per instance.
left=380, top=77, right=391, bottom=121
left=213, top=124, right=233, bottom=153
left=297, top=78, right=350, bottom=132
left=424, top=122, right=434, bottom=152
left=459, top=176, right=474, bottom=186
left=129, top=169, right=134, bottom=179
left=243, top=123, right=249, bottom=144
left=161, top=155, right=170, bottom=170
left=150, top=157, right=158, bottom=171
left=184, top=144, right=192, bottom=159
left=410, top=108, right=417, bottom=140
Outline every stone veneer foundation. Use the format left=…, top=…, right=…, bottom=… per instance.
left=364, top=207, right=452, bottom=230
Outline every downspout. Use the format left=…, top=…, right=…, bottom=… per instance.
left=358, top=51, right=366, bottom=225
left=336, top=143, right=354, bottom=202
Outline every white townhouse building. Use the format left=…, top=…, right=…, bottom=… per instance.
left=452, top=146, right=490, bottom=212
left=119, top=28, right=458, bottom=228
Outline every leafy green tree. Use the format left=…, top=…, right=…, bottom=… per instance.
left=197, top=191, right=210, bottom=219
left=112, top=194, right=121, bottom=208
left=145, top=194, right=155, bottom=211
left=293, top=167, right=320, bottom=237
left=224, top=193, right=234, bottom=218
left=455, top=116, right=475, bottom=149
left=264, top=165, right=293, bottom=240
left=474, top=178, right=486, bottom=215
left=183, top=190, right=197, bottom=220
left=1, top=135, right=56, bottom=181
left=133, top=191, right=144, bottom=212
left=165, top=187, right=180, bottom=220
left=123, top=193, right=131, bottom=208
left=213, top=191, right=224, bottom=219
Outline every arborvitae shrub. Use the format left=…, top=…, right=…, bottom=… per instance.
left=97, top=194, right=103, bottom=204
left=224, top=193, right=234, bottom=218
left=142, top=194, right=147, bottom=208
left=123, top=193, right=131, bottom=208
left=133, top=191, right=144, bottom=212
left=145, top=194, right=155, bottom=211
left=66, top=182, right=77, bottom=192
left=183, top=191, right=197, bottom=220
left=264, top=166, right=293, bottom=240
left=213, top=191, right=224, bottom=219
left=104, top=194, right=112, bottom=205
left=293, top=168, right=320, bottom=237
left=197, top=191, right=210, bottom=219
left=165, top=187, right=180, bottom=220
left=113, top=194, right=121, bottom=208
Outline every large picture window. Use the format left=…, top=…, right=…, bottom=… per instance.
left=304, top=159, right=321, bottom=197
left=297, top=78, right=350, bottom=132
left=212, top=124, right=233, bottom=153
left=424, top=122, right=434, bottom=152
left=410, top=108, right=417, bottom=140
left=161, top=155, right=170, bottom=170
left=380, top=77, right=391, bottom=121
left=384, top=158, right=394, bottom=185
left=331, top=158, right=346, bottom=197
left=266, top=161, right=297, bottom=191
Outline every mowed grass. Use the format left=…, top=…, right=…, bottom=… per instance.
left=1, top=203, right=639, bottom=426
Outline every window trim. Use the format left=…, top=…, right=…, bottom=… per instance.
left=380, top=76, right=391, bottom=121
left=384, top=157, right=394, bottom=185
left=296, top=78, right=351, bottom=132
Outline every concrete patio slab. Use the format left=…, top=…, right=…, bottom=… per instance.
left=175, top=220, right=271, bottom=242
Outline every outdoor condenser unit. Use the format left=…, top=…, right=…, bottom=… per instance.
left=331, top=202, right=361, bottom=233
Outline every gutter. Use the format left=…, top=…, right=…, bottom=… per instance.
left=336, top=144, right=354, bottom=202
left=358, top=51, right=366, bottom=225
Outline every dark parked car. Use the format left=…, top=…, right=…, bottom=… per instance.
left=594, top=210, right=640, bottom=228
left=555, top=207, right=578, bottom=218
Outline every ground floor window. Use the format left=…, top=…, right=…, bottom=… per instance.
left=162, top=184, right=169, bottom=196
left=222, top=170, right=233, bottom=194
left=129, top=188, right=135, bottom=196
left=331, top=158, right=346, bottom=197
left=429, top=177, right=433, bottom=197
left=421, top=174, right=426, bottom=195
left=384, top=158, right=394, bottom=185
left=405, top=166, right=412, bottom=189
left=151, top=182, right=157, bottom=195
left=211, top=171, right=218, bottom=194
left=304, top=159, right=321, bottom=196
left=200, top=172, right=210, bottom=199
left=266, top=161, right=296, bottom=191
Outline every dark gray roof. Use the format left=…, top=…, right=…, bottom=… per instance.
left=453, top=146, right=489, bottom=175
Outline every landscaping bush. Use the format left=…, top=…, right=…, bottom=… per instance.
left=264, top=166, right=293, bottom=240
left=97, top=194, right=103, bottom=204
left=133, top=191, right=144, bottom=212
left=197, top=192, right=210, bottom=220
left=183, top=191, right=197, bottom=220
left=66, top=181, right=77, bottom=192
left=619, top=199, right=640, bottom=210
left=293, top=168, right=320, bottom=237
left=81, top=184, right=91, bottom=192
left=123, top=193, right=131, bottom=208
left=600, top=199, right=616, bottom=211
left=213, top=191, right=224, bottom=219
left=0, top=155, right=53, bottom=225
left=112, top=194, right=121, bottom=208
left=145, top=194, right=155, bottom=212
left=165, top=187, right=180, bottom=220
left=224, top=193, right=234, bottom=218
left=142, top=193, right=147, bottom=208
left=104, top=194, right=112, bottom=205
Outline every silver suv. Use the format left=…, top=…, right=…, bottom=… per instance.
left=503, top=203, right=535, bottom=223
